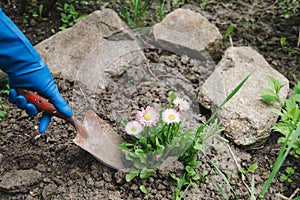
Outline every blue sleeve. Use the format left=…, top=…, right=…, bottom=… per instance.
left=0, top=8, right=44, bottom=76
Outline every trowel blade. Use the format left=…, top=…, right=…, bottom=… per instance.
left=73, top=110, right=126, bottom=170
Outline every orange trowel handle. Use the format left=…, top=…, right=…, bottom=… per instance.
left=17, top=89, right=75, bottom=126
left=16, top=89, right=89, bottom=138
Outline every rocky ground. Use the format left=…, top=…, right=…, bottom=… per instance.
left=0, top=0, right=299, bottom=200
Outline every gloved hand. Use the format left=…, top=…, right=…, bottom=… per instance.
left=0, top=9, right=73, bottom=133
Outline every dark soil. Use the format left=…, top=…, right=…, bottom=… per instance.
left=1, top=1, right=300, bottom=200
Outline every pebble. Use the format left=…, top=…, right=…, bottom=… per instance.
left=25, top=195, right=36, bottom=200
left=94, top=181, right=104, bottom=188
left=102, top=172, right=112, bottom=182
left=43, top=177, right=52, bottom=183
left=130, top=184, right=139, bottom=191
left=86, top=177, right=95, bottom=187
left=42, top=183, right=58, bottom=198
left=157, top=183, right=166, bottom=190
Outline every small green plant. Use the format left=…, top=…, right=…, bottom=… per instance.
left=280, top=36, right=287, bottom=49
left=259, top=76, right=300, bottom=199
left=171, top=119, right=222, bottom=199
left=120, top=0, right=151, bottom=28
left=119, top=74, right=250, bottom=199
left=119, top=92, right=195, bottom=182
left=224, top=25, right=235, bottom=39
left=238, top=162, right=258, bottom=175
left=259, top=75, right=285, bottom=106
left=57, top=3, right=86, bottom=30
left=172, top=0, right=186, bottom=6
left=280, top=0, right=300, bottom=18
left=260, top=122, right=300, bottom=199
left=157, top=0, right=166, bottom=21
left=200, top=0, right=211, bottom=10
left=280, top=166, right=295, bottom=183
left=140, top=184, right=147, bottom=194
left=260, top=76, right=300, bottom=158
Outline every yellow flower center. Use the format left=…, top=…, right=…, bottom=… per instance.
left=168, top=114, right=176, bottom=120
left=131, top=126, right=137, bottom=132
left=144, top=113, right=152, bottom=121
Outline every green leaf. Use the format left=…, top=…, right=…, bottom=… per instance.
left=286, top=167, right=295, bottom=174
left=187, top=158, right=201, bottom=168
left=261, top=95, right=280, bottom=104
left=169, top=91, right=177, bottom=107
left=135, top=149, right=147, bottom=163
left=224, top=25, right=235, bottom=39
left=280, top=174, right=288, bottom=181
left=121, top=119, right=128, bottom=126
left=259, top=88, right=276, bottom=96
left=140, top=168, right=155, bottom=179
left=0, top=110, right=7, bottom=118
left=126, top=152, right=138, bottom=161
left=170, top=173, right=180, bottom=182
left=192, top=173, right=201, bottom=181
left=185, top=166, right=196, bottom=175
left=294, top=81, right=300, bottom=94
left=271, top=109, right=284, bottom=117
left=133, top=160, right=145, bottom=169
left=140, top=185, right=147, bottom=194
left=118, top=142, right=134, bottom=151
left=125, top=169, right=139, bottom=182
left=190, top=181, right=198, bottom=188
left=238, top=167, right=247, bottom=174
left=280, top=37, right=286, bottom=48
left=266, top=75, right=285, bottom=94
left=289, top=94, right=300, bottom=103
left=248, top=163, right=258, bottom=173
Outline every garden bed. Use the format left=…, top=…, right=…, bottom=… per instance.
left=0, top=0, right=299, bottom=199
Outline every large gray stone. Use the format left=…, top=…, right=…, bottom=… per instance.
left=153, top=8, right=224, bottom=61
left=0, top=169, right=42, bottom=193
left=35, top=9, right=146, bottom=91
left=198, top=46, right=289, bottom=148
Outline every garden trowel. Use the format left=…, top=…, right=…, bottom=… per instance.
left=17, top=89, right=126, bottom=170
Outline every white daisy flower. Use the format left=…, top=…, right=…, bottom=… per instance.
left=136, top=106, right=159, bottom=127
left=173, top=97, right=190, bottom=111
left=125, top=121, right=143, bottom=136
left=162, top=108, right=181, bottom=124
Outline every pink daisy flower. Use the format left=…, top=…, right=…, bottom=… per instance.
left=162, top=108, right=181, bottom=124
left=173, top=97, right=190, bottom=111
left=136, top=106, right=159, bottom=126
left=125, top=121, right=143, bottom=136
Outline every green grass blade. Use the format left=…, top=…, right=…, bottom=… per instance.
left=141, top=0, right=151, bottom=15
left=133, top=0, right=140, bottom=17
left=208, top=157, right=237, bottom=199
left=260, top=122, right=300, bottom=198
left=197, top=74, right=251, bottom=135
left=211, top=73, right=251, bottom=121
left=215, top=182, right=229, bottom=200
left=250, top=175, right=255, bottom=200
left=224, top=25, right=235, bottom=39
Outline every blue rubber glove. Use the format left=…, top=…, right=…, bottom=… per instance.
left=0, top=9, right=73, bottom=133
